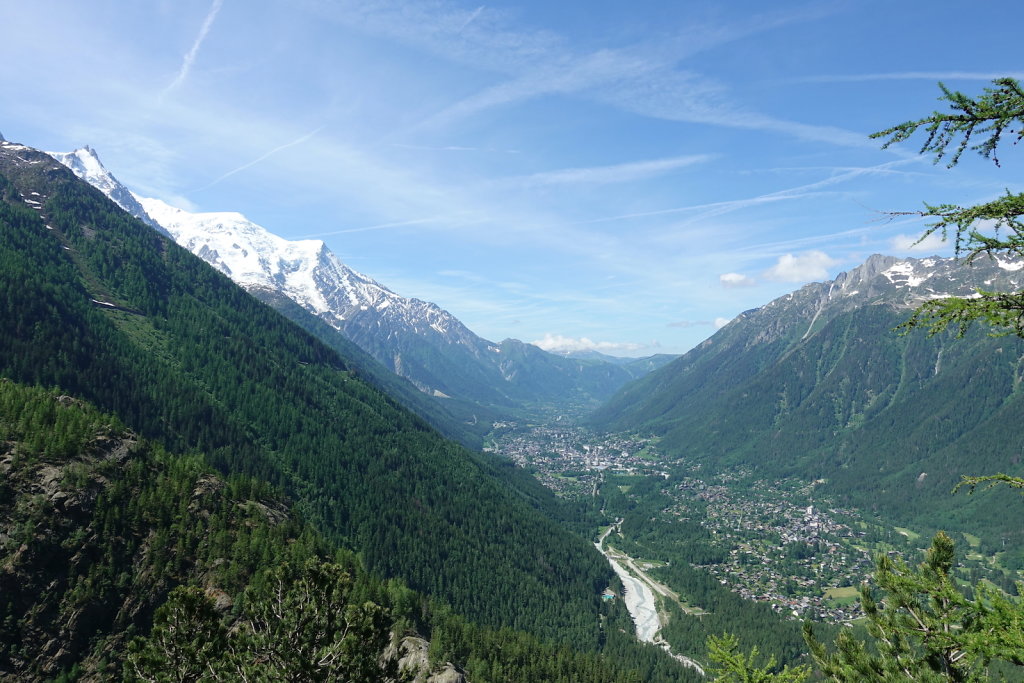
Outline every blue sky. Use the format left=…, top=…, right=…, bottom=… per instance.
left=2, top=1, right=1022, bottom=356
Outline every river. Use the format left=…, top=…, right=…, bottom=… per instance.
left=595, top=523, right=706, bottom=676
left=595, top=524, right=661, bottom=640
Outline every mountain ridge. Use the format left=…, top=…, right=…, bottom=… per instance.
left=590, top=252, right=1024, bottom=540
left=47, top=147, right=168, bottom=237
left=50, top=146, right=672, bottom=415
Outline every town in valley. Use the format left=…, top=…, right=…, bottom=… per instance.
left=487, top=421, right=1015, bottom=625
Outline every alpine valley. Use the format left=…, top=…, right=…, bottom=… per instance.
left=0, top=137, right=691, bottom=682
left=51, top=146, right=677, bottom=442
left=590, top=252, right=1024, bottom=541
left=3, top=134, right=1023, bottom=681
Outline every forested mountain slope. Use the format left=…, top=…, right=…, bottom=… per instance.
left=1, top=382, right=687, bottom=682
left=591, top=254, right=1024, bottom=541
left=244, top=286, right=500, bottom=448
left=48, top=148, right=497, bottom=448
left=0, top=382, right=329, bottom=680
left=0, top=138, right=612, bottom=648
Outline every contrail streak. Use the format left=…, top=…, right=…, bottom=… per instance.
left=162, top=0, right=224, bottom=97
left=196, top=125, right=325, bottom=191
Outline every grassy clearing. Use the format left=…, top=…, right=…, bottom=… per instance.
left=977, top=577, right=1003, bottom=592
left=823, top=586, right=859, bottom=600
left=823, top=586, right=860, bottom=608
left=893, top=526, right=921, bottom=541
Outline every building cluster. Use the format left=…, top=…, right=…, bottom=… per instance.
left=677, top=478, right=872, bottom=623
left=489, top=423, right=666, bottom=494
left=486, top=425, right=941, bottom=625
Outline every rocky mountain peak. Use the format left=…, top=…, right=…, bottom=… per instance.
left=722, top=252, right=1024, bottom=353
left=48, top=146, right=168, bottom=236
left=835, top=253, right=901, bottom=288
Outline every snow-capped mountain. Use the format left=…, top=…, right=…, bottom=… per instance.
left=135, top=197, right=422, bottom=329
left=52, top=146, right=656, bottom=411
left=787, top=251, right=1022, bottom=313
left=723, top=253, right=1024, bottom=350
left=134, top=194, right=504, bottom=398
left=47, top=147, right=168, bottom=236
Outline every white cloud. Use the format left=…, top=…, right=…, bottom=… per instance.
left=789, top=71, right=1024, bottom=84
left=305, top=216, right=445, bottom=238
left=391, top=143, right=521, bottom=153
left=571, top=159, right=917, bottom=229
left=666, top=317, right=734, bottom=330
left=159, top=193, right=201, bottom=213
left=763, top=250, right=837, bottom=282
left=890, top=232, right=947, bottom=253
left=720, top=272, right=756, bottom=288
left=531, top=332, right=644, bottom=354
left=456, top=5, right=485, bottom=34
left=320, top=0, right=865, bottom=147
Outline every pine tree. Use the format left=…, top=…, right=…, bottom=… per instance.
left=793, top=78, right=1024, bottom=682
left=872, top=78, right=1024, bottom=336
left=125, top=560, right=397, bottom=682
left=706, top=633, right=810, bottom=682
left=710, top=79, right=1024, bottom=682
left=803, top=532, right=993, bottom=681
left=124, top=586, right=230, bottom=683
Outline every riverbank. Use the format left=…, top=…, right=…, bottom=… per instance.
left=595, top=523, right=705, bottom=676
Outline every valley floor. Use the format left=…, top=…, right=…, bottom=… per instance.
left=489, top=421, right=1022, bottom=629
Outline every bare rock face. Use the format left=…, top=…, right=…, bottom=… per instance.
left=428, top=667, right=467, bottom=683
left=1, top=431, right=139, bottom=678
left=383, top=635, right=467, bottom=683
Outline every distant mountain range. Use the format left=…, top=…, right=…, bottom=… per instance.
left=51, top=147, right=674, bottom=419
left=591, top=253, right=1024, bottom=539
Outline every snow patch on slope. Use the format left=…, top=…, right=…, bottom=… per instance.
left=881, top=261, right=926, bottom=287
